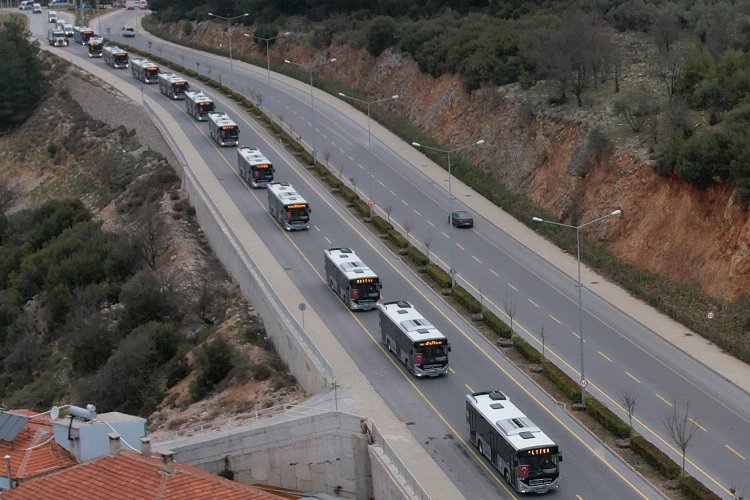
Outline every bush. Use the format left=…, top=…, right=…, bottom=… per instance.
left=366, top=16, right=398, bottom=57
left=388, top=229, right=408, bottom=248
left=482, top=308, right=511, bottom=339
left=353, top=198, right=369, bottom=216
left=340, top=185, right=357, bottom=202
left=426, top=263, right=451, bottom=289
left=190, top=336, right=235, bottom=399
left=372, top=215, right=392, bottom=233
left=407, top=245, right=429, bottom=266
left=542, top=361, right=581, bottom=402
left=630, top=435, right=681, bottom=480
left=512, top=335, right=543, bottom=364
left=679, top=476, right=720, bottom=500
left=586, top=398, right=631, bottom=439
left=452, top=286, right=482, bottom=314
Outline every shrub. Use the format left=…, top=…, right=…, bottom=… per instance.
left=47, top=282, right=71, bottom=330
left=190, top=336, right=235, bottom=399
left=512, top=334, right=542, bottom=363
left=586, top=398, right=631, bottom=439
left=372, top=215, right=392, bottom=233
left=340, top=185, right=357, bottom=202
left=407, top=245, right=429, bottom=266
left=630, top=435, right=681, bottom=479
left=366, top=16, right=398, bottom=57
left=482, top=308, right=511, bottom=339
left=353, top=199, right=369, bottom=217
left=679, top=476, right=720, bottom=500
left=542, top=361, right=581, bottom=402
left=388, top=229, right=408, bottom=248
left=452, top=286, right=482, bottom=314
left=426, top=263, right=451, bottom=289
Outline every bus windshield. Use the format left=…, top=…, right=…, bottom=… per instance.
left=199, top=102, right=214, bottom=114
left=414, top=344, right=448, bottom=365
left=115, top=54, right=128, bottom=64
left=145, top=68, right=158, bottom=79
left=350, top=280, right=380, bottom=302
left=285, top=205, right=309, bottom=222
left=220, top=127, right=238, bottom=140
left=174, top=83, right=188, bottom=95
left=520, top=450, right=560, bottom=477
left=253, top=166, right=273, bottom=182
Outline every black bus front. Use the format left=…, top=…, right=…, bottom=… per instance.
left=513, top=447, right=561, bottom=494
left=283, top=203, right=310, bottom=230
left=347, top=277, right=381, bottom=310
left=250, top=163, right=274, bottom=188
left=411, top=339, right=450, bottom=377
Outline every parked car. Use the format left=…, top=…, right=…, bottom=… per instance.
left=121, top=25, right=135, bottom=37
left=449, top=210, right=474, bottom=228
left=19, top=1, right=30, bottom=10
left=32, top=3, right=43, bottom=13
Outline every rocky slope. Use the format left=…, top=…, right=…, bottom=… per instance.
left=179, top=20, right=749, bottom=301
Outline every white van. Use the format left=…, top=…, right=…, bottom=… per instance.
left=19, top=1, right=30, bottom=10
left=32, top=3, right=42, bottom=13
left=48, top=10, right=57, bottom=22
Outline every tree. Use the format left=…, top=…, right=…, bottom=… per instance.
left=650, top=5, right=680, bottom=54
left=502, top=289, right=517, bottom=336
left=0, top=19, right=49, bottom=132
left=366, top=16, right=398, bottom=57
left=664, top=400, right=698, bottom=476
left=613, top=86, right=660, bottom=133
left=621, top=386, right=638, bottom=434
left=653, top=47, right=687, bottom=102
left=132, top=203, right=165, bottom=269
left=0, top=176, right=20, bottom=216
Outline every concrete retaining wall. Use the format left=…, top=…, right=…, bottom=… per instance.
left=153, top=411, right=372, bottom=499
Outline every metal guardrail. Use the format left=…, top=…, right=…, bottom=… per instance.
left=371, top=422, right=429, bottom=500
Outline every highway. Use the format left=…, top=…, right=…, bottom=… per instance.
left=23, top=6, right=739, bottom=498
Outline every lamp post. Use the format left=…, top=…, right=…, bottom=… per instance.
left=284, top=57, right=337, bottom=165
left=412, top=139, right=484, bottom=287
left=338, top=92, right=399, bottom=219
left=532, top=209, right=622, bottom=408
left=207, top=12, right=249, bottom=74
left=245, top=32, right=289, bottom=88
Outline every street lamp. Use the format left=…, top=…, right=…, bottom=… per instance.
left=532, top=209, right=622, bottom=408
left=412, top=139, right=485, bottom=287
left=244, top=31, right=289, bottom=88
left=338, top=92, right=399, bottom=218
left=207, top=12, right=249, bottom=74
left=284, top=57, right=337, bottom=165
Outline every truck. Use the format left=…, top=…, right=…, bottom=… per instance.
left=47, top=28, right=68, bottom=47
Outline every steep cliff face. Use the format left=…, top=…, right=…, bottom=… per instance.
left=184, top=21, right=750, bottom=300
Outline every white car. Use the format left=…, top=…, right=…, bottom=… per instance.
left=121, top=25, right=135, bottom=37
left=32, top=3, right=42, bottom=13
left=48, top=10, right=57, bottom=23
left=19, top=1, right=29, bottom=10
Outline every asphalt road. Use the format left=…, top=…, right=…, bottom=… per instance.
left=22, top=6, right=739, bottom=498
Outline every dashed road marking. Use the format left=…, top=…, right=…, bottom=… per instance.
left=625, top=371, right=641, bottom=384
left=655, top=394, right=673, bottom=407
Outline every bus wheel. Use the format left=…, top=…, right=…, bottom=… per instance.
left=477, top=441, right=483, bottom=456
left=504, top=470, right=510, bottom=486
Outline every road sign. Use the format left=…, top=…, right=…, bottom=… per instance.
left=707, top=311, right=714, bottom=319
left=580, top=378, right=589, bottom=388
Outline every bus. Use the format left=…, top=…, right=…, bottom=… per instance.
left=158, top=73, right=189, bottom=100
left=207, top=112, right=239, bottom=147
left=88, top=37, right=103, bottom=58
left=130, top=58, right=159, bottom=83
left=185, top=90, right=214, bottom=121
left=267, top=182, right=310, bottom=231
left=466, top=390, right=562, bottom=494
left=72, top=26, right=95, bottom=45
left=324, top=248, right=382, bottom=311
left=377, top=300, right=450, bottom=377
left=237, top=146, right=274, bottom=188
left=103, top=45, right=129, bottom=69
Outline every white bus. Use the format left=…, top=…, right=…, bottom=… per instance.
left=72, top=26, right=95, bottom=45
left=377, top=300, right=450, bottom=377
left=207, top=112, right=239, bottom=147
left=267, top=182, right=310, bottom=231
left=237, top=146, right=274, bottom=188
left=130, top=58, right=159, bottom=83
left=324, top=248, right=382, bottom=311
left=158, top=73, right=189, bottom=100
left=466, top=390, right=561, bottom=494
left=185, top=90, right=214, bottom=121
left=103, top=45, right=128, bottom=69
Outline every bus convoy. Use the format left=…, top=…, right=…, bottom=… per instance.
left=130, top=58, right=160, bottom=83
left=53, top=31, right=563, bottom=491
left=158, top=73, right=189, bottom=100
left=324, top=248, right=381, bottom=311
left=466, top=391, right=561, bottom=493
left=237, top=146, right=274, bottom=188
left=267, top=182, right=310, bottom=231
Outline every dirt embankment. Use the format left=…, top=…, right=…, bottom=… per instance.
left=177, top=19, right=750, bottom=300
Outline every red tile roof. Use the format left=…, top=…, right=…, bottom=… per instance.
left=0, top=410, right=76, bottom=481
left=0, top=450, right=285, bottom=499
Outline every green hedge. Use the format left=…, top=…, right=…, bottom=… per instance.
left=427, top=263, right=451, bottom=289
left=407, top=245, right=429, bottom=266
left=388, top=229, right=408, bottom=248
left=452, top=286, right=482, bottom=313
left=340, top=185, right=357, bottom=202
left=512, top=335, right=543, bottom=363
left=482, top=308, right=511, bottom=339
left=630, top=435, right=681, bottom=480
left=679, top=476, right=720, bottom=500
left=372, top=215, right=392, bottom=233
left=542, top=361, right=581, bottom=402
left=354, top=199, right=369, bottom=217
left=586, top=399, right=631, bottom=439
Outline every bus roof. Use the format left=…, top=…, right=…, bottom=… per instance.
left=466, top=391, right=556, bottom=451
left=104, top=45, right=127, bottom=55
left=158, top=73, right=187, bottom=84
left=325, top=248, right=378, bottom=282
left=185, top=90, right=212, bottom=103
left=131, top=57, right=158, bottom=70
left=377, top=300, right=446, bottom=343
left=268, top=182, right=308, bottom=207
left=238, top=146, right=271, bottom=167
left=207, top=112, right=237, bottom=128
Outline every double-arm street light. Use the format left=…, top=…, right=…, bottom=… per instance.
left=244, top=32, right=289, bottom=88
left=284, top=58, right=337, bottom=165
left=532, top=209, right=622, bottom=408
left=207, top=12, right=249, bottom=74
left=338, top=92, right=399, bottom=218
left=411, top=139, right=485, bottom=288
